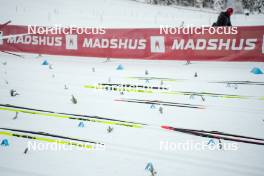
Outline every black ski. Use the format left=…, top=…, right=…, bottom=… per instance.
left=162, top=125, right=264, bottom=145
left=0, top=104, right=147, bottom=127
left=115, top=98, right=205, bottom=109
left=0, top=127, right=103, bottom=145
left=211, top=81, right=264, bottom=85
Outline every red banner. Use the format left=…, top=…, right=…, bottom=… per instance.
left=0, top=25, right=263, bottom=61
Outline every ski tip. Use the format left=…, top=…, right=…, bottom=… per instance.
left=114, top=99, right=122, bottom=102
left=161, top=125, right=173, bottom=130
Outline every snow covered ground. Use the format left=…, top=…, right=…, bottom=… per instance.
left=1, top=53, right=264, bottom=176
left=0, top=0, right=264, bottom=176
left=1, top=0, right=264, bottom=27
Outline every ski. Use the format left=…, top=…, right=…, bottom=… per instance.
left=161, top=125, right=264, bottom=146
left=0, top=51, right=24, bottom=58
left=126, top=76, right=185, bottom=82
left=98, top=83, right=168, bottom=90
left=84, top=83, right=249, bottom=99
left=127, top=77, right=264, bottom=86
left=0, top=104, right=146, bottom=128
left=0, top=20, right=11, bottom=29
left=0, top=127, right=104, bottom=149
left=166, top=91, right=248, bottom=99
left=115, top=98, right=205, bottom=109
left=210, top=81, right=264, bottom=85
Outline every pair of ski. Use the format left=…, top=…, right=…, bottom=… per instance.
left=210, top=81, right=264, bottom=86
left=127, top=76, right=183, bottom=82
left=0, top=104, right=263, bottom=146
left=84, top=83, right=258, bottom=100
left=98, top=83, right=168, bottom=90
left=115, top=98, right=205, bottom=109
left=128, top=77, right=264, bottom=86
left=0, top=104, right=144, bottom=128
left=0, top=127, right=104, bottom=149
left=161, top=126, right=264, bottom=146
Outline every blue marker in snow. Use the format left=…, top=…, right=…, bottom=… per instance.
left=42, top=60, right=49, bottom=65
left=1, top=139, right=9, bottom=146
left=207, top=139, right=216, bottom=145
left=116, top=64, right=124, bottom=70
left=145, top=162, right=154, bottom=173
left=150, top=104, right=156, bottom=109
left=145, top=162, right=156, bottom=176
left=251, top=67, right=263, bottom=75
left=78, top=122, right=85, bottom=128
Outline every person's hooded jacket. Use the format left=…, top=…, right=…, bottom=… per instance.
left=213, top=8, right=233, bottom=26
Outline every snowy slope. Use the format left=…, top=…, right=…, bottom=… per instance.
left=1, top=0, right=264, bottom=27
left=0, top=53, right=264, bottom=176
left=1, top=1, right=264, bottom=176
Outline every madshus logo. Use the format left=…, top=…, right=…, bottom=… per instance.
left=80, top=37, right=162, bottom=52
left=65, top=35, right=78, bottom=50
left=150, top=36, right=165, bottom=53
left=4, top=33, right=78, bottom=50
left=150, top=35, right=264, bottom=53
left=0, top=31, right=3, bottom=45
left=82, top=38, right=146, bottom=50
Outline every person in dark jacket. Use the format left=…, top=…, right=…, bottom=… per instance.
left=213, top=8, right=233, bottom=26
